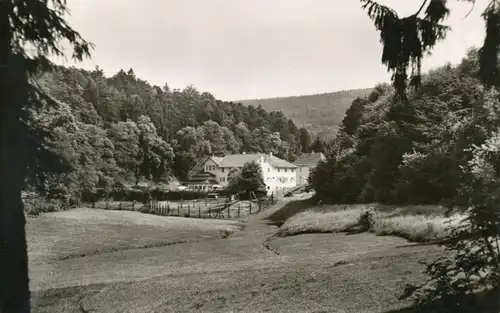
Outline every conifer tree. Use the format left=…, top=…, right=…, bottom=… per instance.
left=0, top=1, right=92, bottom=312
left=360, top=0, right=497, bottom=98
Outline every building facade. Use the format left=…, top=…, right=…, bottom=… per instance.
left=186, top=153, right=297, bottom=195
left=293, top=152, right=326, bottom=186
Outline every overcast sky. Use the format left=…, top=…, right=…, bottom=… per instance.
left=58, top=0, right=488, bottom=101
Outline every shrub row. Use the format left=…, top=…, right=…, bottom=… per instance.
left=80, top=188, right=214, bottom=203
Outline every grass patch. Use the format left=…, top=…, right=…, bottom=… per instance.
left=274, top=203, right=465, bottom=242
left=266, top=197, right=316, bottom=226
left=27, top=208, right=244, bottom=264
left=275, top=209, right=362, bottom=237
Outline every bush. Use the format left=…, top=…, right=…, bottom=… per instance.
left=357, top=210, right=374, bottom=231
left=82, top=187, right=211, bottom=203
left=25, top=199, right=61, bottom=217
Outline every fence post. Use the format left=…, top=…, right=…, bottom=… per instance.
left=177, top=204, right=180, bottom=216
left=198, top=205, right=201, bottom=218
left=188, top=204, right=190, bottom=217
left=227, top=203, right=230, bottom=219
left=208, top=207, right=211, bottom=218
left=132, top=200, right=135, bottom=211
left=238, top=206, right=240, bottom=219
left=249, top=202, right=252, bottom=215
left=167, top=203, right=170, bottom=215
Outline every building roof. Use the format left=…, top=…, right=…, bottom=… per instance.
left=185, top=172, right=218, bottom=184
left=293, top=152, right=325, bottom=167
left=211, top=157, right=224, bottom=165
left=218, top=154, right=260, bottom=167
left=218, top=153, right=297, bottom=168
left=266, top=155, right=297, bottom=168
left=187, top=156, right=223, bottom=177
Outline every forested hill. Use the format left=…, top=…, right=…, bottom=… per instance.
left=33, top=65, right=311, bottom=195
left=238, top=88, right=373, bottom=141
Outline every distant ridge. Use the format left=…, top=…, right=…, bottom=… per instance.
left=238, top=88, right=372, bottom=141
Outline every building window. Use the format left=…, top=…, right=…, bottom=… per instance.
left=221, top=168, right=224, bottom=173
left=267, top=168, right=270, bottom=172
left=278, top=169, right=281, bottom=172
left=220, top=177, right=225, bottom=182
left=284, top=168, right=287, bottom=173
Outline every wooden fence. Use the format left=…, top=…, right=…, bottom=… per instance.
left=145, top=200, right=249, bottom=219
left=83, top=194, right=278, bottom=220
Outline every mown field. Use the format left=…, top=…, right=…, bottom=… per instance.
left=28, top=198, right=447, bottom=313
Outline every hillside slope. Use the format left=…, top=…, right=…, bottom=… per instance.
left=239, top=88, right=372, bottom=140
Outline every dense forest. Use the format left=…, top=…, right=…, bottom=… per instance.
left=310, top=49, right=499, bottom=206
left=29, top=65, right=312, bottom=200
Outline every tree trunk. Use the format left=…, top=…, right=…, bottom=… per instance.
left=0, top=1, right=31, bottom=311
left=0, top=187, right=30, bottom=313
left=0, top=80, right=31, bottom=311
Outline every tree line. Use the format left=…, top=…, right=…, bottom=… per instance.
left=29, top=65, right=319, bottom=202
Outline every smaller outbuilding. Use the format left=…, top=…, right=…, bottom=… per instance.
left=293, top=151, right=326, bottom=186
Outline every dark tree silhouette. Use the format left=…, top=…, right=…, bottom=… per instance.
left=0, top=1, right=92, bottom=312
left=227, top=161, right=266, bottom=196
left=360, top=0, right=499, bottom=98
left=299, top=128, right=312, bottom=153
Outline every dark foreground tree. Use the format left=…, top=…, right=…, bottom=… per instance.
left=360, top=0, right=497, bottom=98
left=0, top=1, right=92, bottom=312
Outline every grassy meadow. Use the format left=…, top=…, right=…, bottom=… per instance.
left=28, top=197, right=451, bottom=312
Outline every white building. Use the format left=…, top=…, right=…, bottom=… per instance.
left=293, top=152, right=326, bottom=186
left=186, top=153, right=297, bottom=195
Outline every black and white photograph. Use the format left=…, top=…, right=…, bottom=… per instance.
left=0, top=0, right=499, bottom=312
